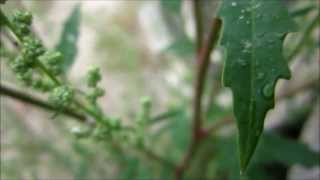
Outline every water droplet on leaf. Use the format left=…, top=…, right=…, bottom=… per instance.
left=257, top=73, right=264, bottom=80
left=238, top=59, right=247, bottom=67
left=262, top=83, right=274, bottom=98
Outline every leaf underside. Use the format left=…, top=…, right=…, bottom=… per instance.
left=218, top=0, right=296, bottom=172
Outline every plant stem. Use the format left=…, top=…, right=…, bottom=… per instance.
left=193, top=18, right=221, bottom=141
left=0, top=9, right=23, bottom=42
left=0, top=83, right=86, bottom=121
left=140, top=147, right=175, bottom=168
left=193, top=0, right=204, bottom=52
left=175, top=18, right=221, bottom=180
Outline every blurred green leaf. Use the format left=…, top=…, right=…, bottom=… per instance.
left=160, top=0, right=184, bottom=39
left=163, top=36, right=195, bottom=58
left=254, top=133, right=320, bottom=167
left=160, top=0, right=182, bottom=14
left=169, top=108, right=190, bottom=152
left=149, top=107, right=183, bottom=125
left=212, top=133, right=319, bottom=179
left=56, top=4, right=81, bottom=73
left=290, top=4, right=317, bottom=17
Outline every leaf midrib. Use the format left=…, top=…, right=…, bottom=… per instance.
left=245, top=0, right=257, bottom=167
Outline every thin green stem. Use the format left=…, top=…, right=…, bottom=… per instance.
left=36, top=61, right=61, bottom=86
left=1, top=10, right=105, bottom=125
left=0, top=83, right=86, bottom=121
left=0, top=9, right=23, bottom=42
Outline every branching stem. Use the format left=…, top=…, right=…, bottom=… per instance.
left=175, top=17, right=222, bottom=180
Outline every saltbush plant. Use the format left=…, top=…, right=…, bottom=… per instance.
left=0, top=0, right=319, bottom=179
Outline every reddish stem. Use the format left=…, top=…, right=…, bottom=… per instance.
left=175, top=18, right=222, bottom=180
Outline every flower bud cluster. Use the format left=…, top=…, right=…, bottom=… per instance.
left=85, top=66, right=105, bottom=103
left=39, top=51, right=64, bottom=75
left=8, top=11, right=64, bottom=92
left=132, top=97, right=152, bottom=147
left=12, top=11, right=32, bottom=37
left=49, top=86, right=74, bottom=108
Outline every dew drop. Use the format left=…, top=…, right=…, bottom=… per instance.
left=258, top=32, right=265, bottom=38
left=256, top=14, right=262, bottom=19
left=231, top=2, right=237, bottom=7
left=257, top=72, right=264, bottom=80
left=268, top=39, right=275, bottom=44
left=262, top=83, right=274, bottom=98
left=239, top=16, right=244, bottom=20
left=238, top=59, right=247, bottom=67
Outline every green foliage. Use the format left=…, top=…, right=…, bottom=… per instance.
left=56, top=4, right=81, bottom=73
left=49, top=86, right=74, bottom=108
left=160, top=0, right=181, bottom=14
left=164, top=36, right=195, bottom=59
left=39, top=50, right=64, bottom=75
left=254, top=133, right=320, bottom=167
left=86, top=66, right=102, bottom=88
left=0, top=1, right=318, bottom=179
left=11, top=11, right=32, bottom=37
left=218, top=0, right=297, bottom=172
left=211, top=133, right=319, bottom=179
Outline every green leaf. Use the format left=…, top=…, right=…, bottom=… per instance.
left=254, top=133, right=320, bottom=167
left=160, top=0, right=182, bottom=14
left=163, top=36, right=195, bottom=58
left=56, top=4, right=81, bottom=73
left=217, top=0, right=296, bottom=172
left=160, top=0, right=184, bottom=39
left=212, top=133, right=319, bottom=179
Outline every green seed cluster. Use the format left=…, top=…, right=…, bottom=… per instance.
left=8, top=11, right=62, bottom=92
left=12, top=11, right=32, bottom=37
left=39, top=51, right=64, bottom=75
left=3, top=9, right=153, bottom=147
left=133, top=97, right=152, bottom=147
left=49, top=86, right=74, bottom=108
left=85, top=66, right=105, bottom=103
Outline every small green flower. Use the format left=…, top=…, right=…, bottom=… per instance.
left=92, top=125, right=111, bottom=141
left=86, top=66, right=101, bottom=87
left=141, top=96, right=151, bottom=110
left=16, top=23, right=30, bottom=36
left=10, top=55, right=29, bottom=74
left=13, top=11, right=32, bottom=25
left=22, top=36, right=45, bottom=61
left=12, top=11, right=32, bottom=36
left=39, top=50, right=63, bottom=75
left=109, top=117, right=121, bottom=130
left=49, top=86, right=74, bottom=108
left=32, top=78, right=54, bottom=92
left=16, top=70, right=33, bottom=86
left=137, top=96, right=152, bottom=124
left=87, top=87, right=105, bottom=103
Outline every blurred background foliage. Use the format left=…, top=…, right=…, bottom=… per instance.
left=0, top=0, right=319, bottom=179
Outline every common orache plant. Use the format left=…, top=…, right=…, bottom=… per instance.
left=0, top=0, right=319, bottom=179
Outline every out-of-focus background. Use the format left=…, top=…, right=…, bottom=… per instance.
left=0, top=0, right=319, bottom=179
